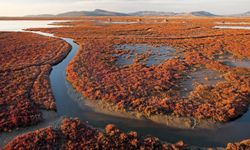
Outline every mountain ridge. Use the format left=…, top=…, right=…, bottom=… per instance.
left=230, top=11, right=250, bottom=17
left=25, top=9, right=250, bottom=17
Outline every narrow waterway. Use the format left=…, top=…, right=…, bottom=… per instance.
left=0, top=21, right=250, bottom=148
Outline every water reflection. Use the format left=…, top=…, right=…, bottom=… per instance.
left=0, top=20, right=65, bottom=31
left=214, top=25, right=250, bottom=30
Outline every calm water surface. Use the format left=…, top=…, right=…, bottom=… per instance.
left=0, top=21, right=249, bottom=148
left=0, top=20, right=65, bottom=31
left=214, top=25, right=250, bottom=30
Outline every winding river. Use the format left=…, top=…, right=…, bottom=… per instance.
left=0, top=21, right=250, bottom=148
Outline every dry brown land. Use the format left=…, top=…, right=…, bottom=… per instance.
left=0, top=32, right=71, bottom=131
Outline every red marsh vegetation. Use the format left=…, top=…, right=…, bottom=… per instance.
left=4, top=118, right=250, bottom=150
left=4, top=118, right=185, bottom=150
left=0, top=32, right=71, bottom=131
left=32, top=17, right=250, bottom=126
left=31, top=17, right=250, bottom=127
left=1, top=17, right=250, bottom=149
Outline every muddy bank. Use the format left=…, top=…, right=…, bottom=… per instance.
left=83, top=97, right=219, bottom=129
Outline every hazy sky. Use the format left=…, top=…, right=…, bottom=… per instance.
left=0, top=0, right=249, bottom=16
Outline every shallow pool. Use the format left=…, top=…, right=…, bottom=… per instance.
left=114, top=44, right=182, bottom=67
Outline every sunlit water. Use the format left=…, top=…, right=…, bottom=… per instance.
left=214, top=25, right=250, bottom=30
left=0, top=21, right=249, bottom=148
left=215, top=22, right=250, bottom=25
left=0, top=20, right=65, bottom=31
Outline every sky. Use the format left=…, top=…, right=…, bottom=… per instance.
left=0, top=0, right=249, bottom=16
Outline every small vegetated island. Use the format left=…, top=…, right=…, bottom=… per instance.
left=0, top=32, right=71, bottom=131
left=51, top=18, right=250, bottom=127
left=1, top=17, right=250, bottom=149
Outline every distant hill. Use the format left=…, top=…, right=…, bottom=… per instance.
left=241, top=11, right=250, bottom=16
left=129, top=11, right=177, bottom=16
left=231, top=11, right=250, bottom=17
left=57, top=9, right=129, bottom=17
left=130, top=11, right=217, bottom=17
left=25, top=9, right=250, bottom=17
left=26, top=9, right=128, bottom=17
left=189, top=11, right=217, bottom=16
